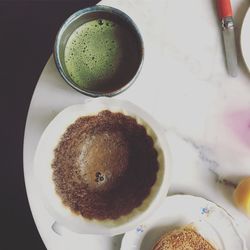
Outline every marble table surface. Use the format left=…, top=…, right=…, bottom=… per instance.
left=23, top=0, right=250, bottom=249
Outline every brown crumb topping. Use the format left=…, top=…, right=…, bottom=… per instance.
left=152, top=226, right=216, bottom=250
left=52, top=110, right=159, bottom=220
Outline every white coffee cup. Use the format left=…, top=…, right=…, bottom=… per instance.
left=33, top=97, right=171, bottom=236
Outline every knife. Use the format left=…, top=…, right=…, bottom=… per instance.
left=217, top=0, right=238, bottom=77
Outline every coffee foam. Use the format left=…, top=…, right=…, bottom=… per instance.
left=64, top=18, right=141, bottom=93
left=64, top=19, right=122, bottom=89
left=76, top=130, right=129, bottom=192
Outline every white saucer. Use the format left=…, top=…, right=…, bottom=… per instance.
left=121, top=195, right=247, bottom=250
left=241, top=6, right=250, bottom=72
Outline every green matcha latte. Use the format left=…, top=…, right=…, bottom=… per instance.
left=64, top=19, right=142, bottom=93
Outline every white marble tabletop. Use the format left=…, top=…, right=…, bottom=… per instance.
left=24, top=0, right=250, bottom=249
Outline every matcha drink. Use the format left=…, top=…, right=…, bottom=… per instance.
left=64, top=19, right=141, bottom=92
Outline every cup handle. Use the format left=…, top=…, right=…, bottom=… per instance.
left=51, top=221, right=65, bottom=236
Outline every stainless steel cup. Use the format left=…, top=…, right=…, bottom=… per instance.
left=54, top=5, right=144, bottom=97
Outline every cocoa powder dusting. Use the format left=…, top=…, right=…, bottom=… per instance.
left=52, top=110, right=159, bottom=220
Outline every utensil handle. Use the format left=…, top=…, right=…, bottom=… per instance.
left=217, top=0, right=233, bottom=19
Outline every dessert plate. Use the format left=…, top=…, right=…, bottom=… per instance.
left=121, top=195, right=247, bottom=250
left=241, top=6, right=250, bottom=72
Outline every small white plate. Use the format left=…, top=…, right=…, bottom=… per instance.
left=241, top=7, right=250, bottom=72
left=121, top=195, right=247, bottom=250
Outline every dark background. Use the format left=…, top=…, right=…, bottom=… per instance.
left=1, top=1, right=99, bottom=249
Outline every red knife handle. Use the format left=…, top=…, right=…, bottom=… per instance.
left=217, top=0, right=233, bottom=19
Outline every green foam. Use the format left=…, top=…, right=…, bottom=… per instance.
left=64, top=19, right=141, bottom=92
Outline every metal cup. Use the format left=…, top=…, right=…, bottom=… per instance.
left=54, top=5, right=144, bottom=97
